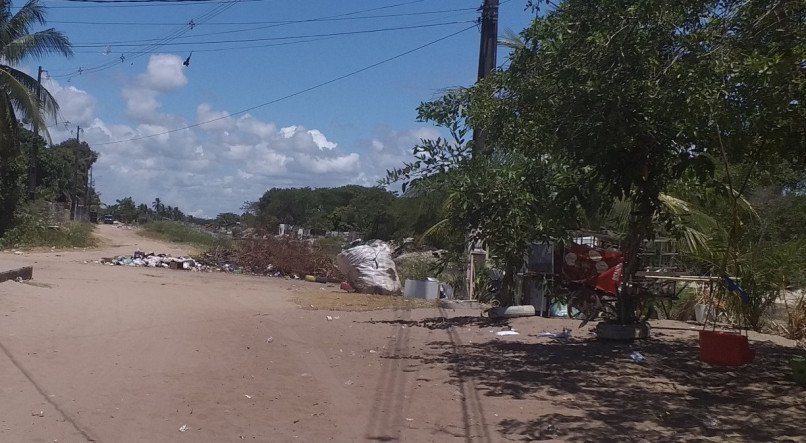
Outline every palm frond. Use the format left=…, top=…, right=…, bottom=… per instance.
left=1, top=0, right=46, bottom=43
left=2, top=29, right=72, bottom=63
left=419, top=218, right=451, bottom=244
left=3, top=64, right=59, bottom=117
left=0, top=66, right=48, bottom=138
left=498, top=28, right=526, bottom=51
left=658, top=193, right=719, bottom=254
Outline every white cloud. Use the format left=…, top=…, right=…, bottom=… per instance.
left=44, top=80, right=96, bottom=127
left=39, top=60, right=432, bottom=217
left=294, top=152, right=359, bottom=174
left=308, top=129, right=337, bottom=150
left=142, top=54, right=188, bottom=92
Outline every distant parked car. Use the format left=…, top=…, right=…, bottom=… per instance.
left=103, top=215, right=114, bottom=224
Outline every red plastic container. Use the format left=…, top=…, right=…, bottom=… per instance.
left=699, top=330, right=754, bottom=366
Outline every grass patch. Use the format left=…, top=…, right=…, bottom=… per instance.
left=1, top=201, right=97, bottom=249
left=140, top=220, right=227, bottom=249
left=291, top=287, right=437, bottom=311
left=0, top=221, right=96, bottom=249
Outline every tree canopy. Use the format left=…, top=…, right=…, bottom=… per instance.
left=386, top=0, right=805, bottom=315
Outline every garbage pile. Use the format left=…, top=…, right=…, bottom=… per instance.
left=98, top=239, right=344, bottom=280
left=101, top=251, right=207, bottom=271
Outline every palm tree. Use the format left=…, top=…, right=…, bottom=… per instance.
left=152, top=198, right=163, bottom=216
left=0, top=0, right=72, bottom=234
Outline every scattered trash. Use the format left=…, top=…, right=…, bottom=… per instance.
left=31, top=410, right=44, bottom=417
left=545, top=424, right=556, bottom=434
left=244, top=394, right=252, bottom=399
left=344, top=380, right=354, bottom=386
left=702, top=415, right=720, bottom=429
left=179, top=424, right=189, bottom=432
left=405, top=418, right=414, bottom=421
left=496, top=330, right=519, bottom=336
left=340, top=281, right=354, bottom=292
left=94, top=242, right=342, bottom=281
left=629, top=351, right=646, bottom=363
left=266, top=337, right=274, bottom=343
left=326, top=316, right=333, bottom=321
left=369, top=349, right=377, bottom=353
left=100, top=251, right=203, bottom=270
left=538, top=328, right=572, bottom=339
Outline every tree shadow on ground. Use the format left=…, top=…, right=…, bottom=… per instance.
left=362, top=315, right=509, bottom=330
left=418, top=331, right=805, bottom=441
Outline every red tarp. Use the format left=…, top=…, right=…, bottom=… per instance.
left=560, top=243, right=623, bottom=295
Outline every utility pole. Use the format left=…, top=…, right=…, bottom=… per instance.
left=472, top=0, right=499, bottom=158
left=468, top=0, right=499, bottom=301
left=27, top=66, right=44, bottom=199
left=477, top=0, right=499, bottom=82
left=76, top=125, right=81, bottom=143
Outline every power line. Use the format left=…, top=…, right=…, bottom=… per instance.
left=70, top=21, right=475, bottom=48
left=49, top=0, right=242, bottom=77
left=40, top=0, right=260, bottom=7
left=62, top=0, right=258, bottom=2
left=48, top=7, right=476, bottom=26
left=41, top=0, right=422, bottom=9
left=48, top=0, right=437, bottom=78
left=95, top=24, right=476, bottom=146
left=69, top=35, right=333, bottom=54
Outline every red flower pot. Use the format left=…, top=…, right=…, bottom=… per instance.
left=699, top=330, right=754, bottom=366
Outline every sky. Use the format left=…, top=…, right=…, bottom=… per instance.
left=22, top=0, right=536, bottom=218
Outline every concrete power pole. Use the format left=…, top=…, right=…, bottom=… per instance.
left=477, top=0, right=499, bottom=82
left=472, top=0, right=499, bottom=158
left=27, top=66, right=44, bottom=199
left=468, top=0, right=499, bottom=300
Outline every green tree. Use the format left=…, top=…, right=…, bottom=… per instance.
left=152, top=198, right=164, bottom=217
left=0, top=0, right=72, bottom=235
left=387, top=0, right=804, bottom=318
left=215, top=212, right=240, bottom=228
left=114, top=197, right=137, bottom=223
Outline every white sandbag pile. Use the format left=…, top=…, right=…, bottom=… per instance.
left=336, top=240, right=401, bottom=295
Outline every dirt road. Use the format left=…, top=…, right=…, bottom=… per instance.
left=1, top=225, right=803, bottom=442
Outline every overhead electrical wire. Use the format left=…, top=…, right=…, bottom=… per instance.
left=48, top=0, right=446, bottom=78
left=95, top=24, right=476, bottom=146
left=111, top=10, right=478, bottom=41
left=42, top=0, right=423, bottom=9
left=62, top=0, right=260, bottom=3
left=69, top=35, right=334, bottom=54
left=70, top=21, right=476, bottom=48
left=48, top=0, right=243, bottom=78
left=48, top=7, right=477, bottom=26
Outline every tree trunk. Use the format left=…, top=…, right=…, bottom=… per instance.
left=617, top=190, right=657, bottom=324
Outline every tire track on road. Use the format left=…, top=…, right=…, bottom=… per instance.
left=439, top=306, right=492, bottom=443
left=364, top=308, right=413, bottom=441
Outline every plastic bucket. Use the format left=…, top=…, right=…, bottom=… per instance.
left=699, top=330, right=754, bottom=366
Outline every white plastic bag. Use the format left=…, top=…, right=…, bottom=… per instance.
left=336, top=240, right=401, bottom=295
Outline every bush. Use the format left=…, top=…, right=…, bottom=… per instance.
left=773, top=293, right=806, bottom=341
left=395, top=252, right=439, bottom=282
left=0, top=202, right=96, bottom=249
left=140, top=220, right=223, bottom=248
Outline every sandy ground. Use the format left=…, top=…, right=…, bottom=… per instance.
left=0, top=225, right=804, bottom=442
